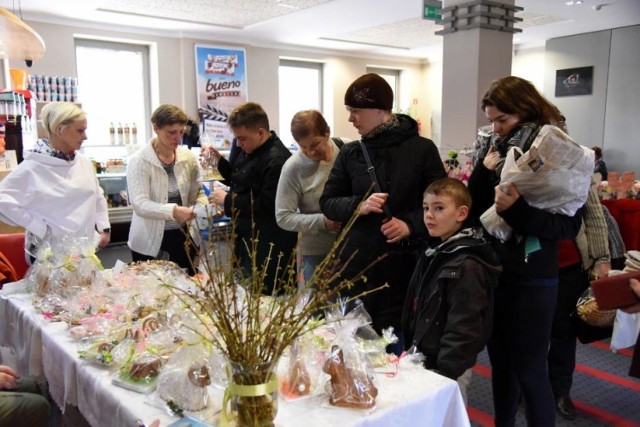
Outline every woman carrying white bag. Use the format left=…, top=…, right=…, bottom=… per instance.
left=468, top=76, right=587, bottom=427
left=479, top=125, right=594, bottom=241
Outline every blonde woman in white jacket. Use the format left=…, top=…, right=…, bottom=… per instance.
left=0, top=102, right=110, bottom=260
left=126, top=105, right=207, bottom=274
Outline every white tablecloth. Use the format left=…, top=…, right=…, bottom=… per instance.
left=0, top=292, right=470, bottom=427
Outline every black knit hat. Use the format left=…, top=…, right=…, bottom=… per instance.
left=344, top=73, right=393, bottom=110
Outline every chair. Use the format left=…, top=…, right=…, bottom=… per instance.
left=0, top=233, right=28, bottom=280
left=601, top=199, right=640, bottom=251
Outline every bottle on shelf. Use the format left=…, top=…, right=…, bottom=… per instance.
left=124, top=123, right=130, bottom=145
left=117, top=123, right=124, bottom=145
left=131, top=122, right=137, bottom=145
left=109, top=122, right=116, bottom=145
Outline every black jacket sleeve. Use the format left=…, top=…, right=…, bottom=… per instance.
left=468, top=163, right=499, bottom=223
left=320, top=148, right=364, bottom=223
left=499, top=196, right=583, bottom=241
left=217, top=156, right=232, bottom=180
left=398, top=141, right=446, bottom=239
left=224, top=154, right=288, bottom=220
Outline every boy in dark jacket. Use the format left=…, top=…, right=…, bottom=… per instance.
left=402, top=178, right=501, bottom=403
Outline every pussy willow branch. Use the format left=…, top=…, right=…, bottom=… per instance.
left=166, top=192, right=384, bottom=368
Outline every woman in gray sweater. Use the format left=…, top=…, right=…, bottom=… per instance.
left=275, top=110, right=342, bottom=289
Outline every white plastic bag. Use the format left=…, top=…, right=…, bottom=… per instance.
left=611, top=311, right=640, bottom=351
left=481, top=125, right=594, bottom=241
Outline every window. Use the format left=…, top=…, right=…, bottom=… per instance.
left=278, top=60, right=323, bottom=147
left=75, top=39, right=151, bottom=160
left=367, top=67, right=400, bottom=112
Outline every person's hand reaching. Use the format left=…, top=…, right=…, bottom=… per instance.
left=359, top=193, right=389, bottom=216
left=0, top=365, right=19, bottom=390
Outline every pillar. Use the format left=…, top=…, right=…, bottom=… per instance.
left=438, top=0, right=521, bottom=151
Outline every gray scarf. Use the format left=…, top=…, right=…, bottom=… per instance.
left=362, top=114, right=400, bottom=141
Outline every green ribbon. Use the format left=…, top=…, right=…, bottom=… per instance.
left=61, top=255, right=78, bottom=272
left=220, top=373, right=278, bottom=427
left=84, top=247, right=104, bottom=270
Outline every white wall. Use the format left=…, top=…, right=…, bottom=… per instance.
left=544, top=31, right=612, bottom=157
left=179, top=42, right=427, bottom=142
left=13, top=21, right=184, bottom=108
left=422, top=60, right=442, bottom=144
left=424, top=46, right=546, bottom=155
left=512, top=46, right=545, bottom=91
left=12, top=20, right=639, bottom=173
left=15, top=20, right=426, bottom=146
left=544, top=25, right=640, bottom=175
left=602, top=25, right=640, bottom=176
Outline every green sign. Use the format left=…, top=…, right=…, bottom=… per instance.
left=423, top=3, right=441, bottom=21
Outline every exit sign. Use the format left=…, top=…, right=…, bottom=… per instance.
left=423, top=1, right=442, bottom=21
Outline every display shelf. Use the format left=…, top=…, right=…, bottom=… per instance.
left=0, top=8, right=45, bottom=62
left=97, top=172, right=126, bottom=178
left=85, top=144, right=135, bottom=148
left=108, top=206, right=133, bottom=224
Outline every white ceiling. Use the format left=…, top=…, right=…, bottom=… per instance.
left=2, top=0, right=640, bottom=62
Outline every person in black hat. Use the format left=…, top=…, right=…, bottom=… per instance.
left=320, top=73, right=446, bottom=354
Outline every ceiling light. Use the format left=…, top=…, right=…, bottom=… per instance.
left=565, top=0, right=583, bottom=5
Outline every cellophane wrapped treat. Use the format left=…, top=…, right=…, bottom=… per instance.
left=356, top=326, right=398, bottom=369
left=109, top=328, right=138, bottom=369
left=77, top=337, right=118, bottom=366
left=144, top=314, right=181, bottom=358
left=114, top=342, right=164, bottom=393
left=278, top=337, right=326, bottom=401
left=157, top=341, right=213, bottom=411
left=322, top=300, right=378, bottom=409
left=25, top=237, right=104, bottom=297
left=276, top=292, right=328, bottom=401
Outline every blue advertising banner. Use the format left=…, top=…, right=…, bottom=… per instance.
left=194, top=44, right=248, bottom=145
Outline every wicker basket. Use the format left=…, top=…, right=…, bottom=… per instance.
left=576, top=288, right=616, bottom=327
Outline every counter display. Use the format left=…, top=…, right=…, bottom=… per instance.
left=0, top=257, right=470, bottom=427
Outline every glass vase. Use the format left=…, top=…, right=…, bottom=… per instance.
left=227, top=360, right=278, bottom=427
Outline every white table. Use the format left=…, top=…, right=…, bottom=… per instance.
left=0, top=291, right=470, bottom=427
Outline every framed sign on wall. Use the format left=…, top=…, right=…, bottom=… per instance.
left=555, top=66, right=593, bottom=97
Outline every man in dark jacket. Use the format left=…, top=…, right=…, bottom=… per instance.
left=320, top=73, right=446, bottom=352
left=402, top=178, right=501, bottom=404
left=208, top=102, right=297, bottom=294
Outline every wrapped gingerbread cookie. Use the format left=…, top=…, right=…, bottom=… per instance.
left=322, top=299, right=378, bottom=409
left=25, top=236, right=103, bottom=297
left=113, top=349, right=164, bottom=393
left=77, top=338, right=117, bottom=366
left=156, top=341, right=213, bottom=411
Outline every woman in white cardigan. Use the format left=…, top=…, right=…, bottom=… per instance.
left=126, top=104, right=207, bottom=274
